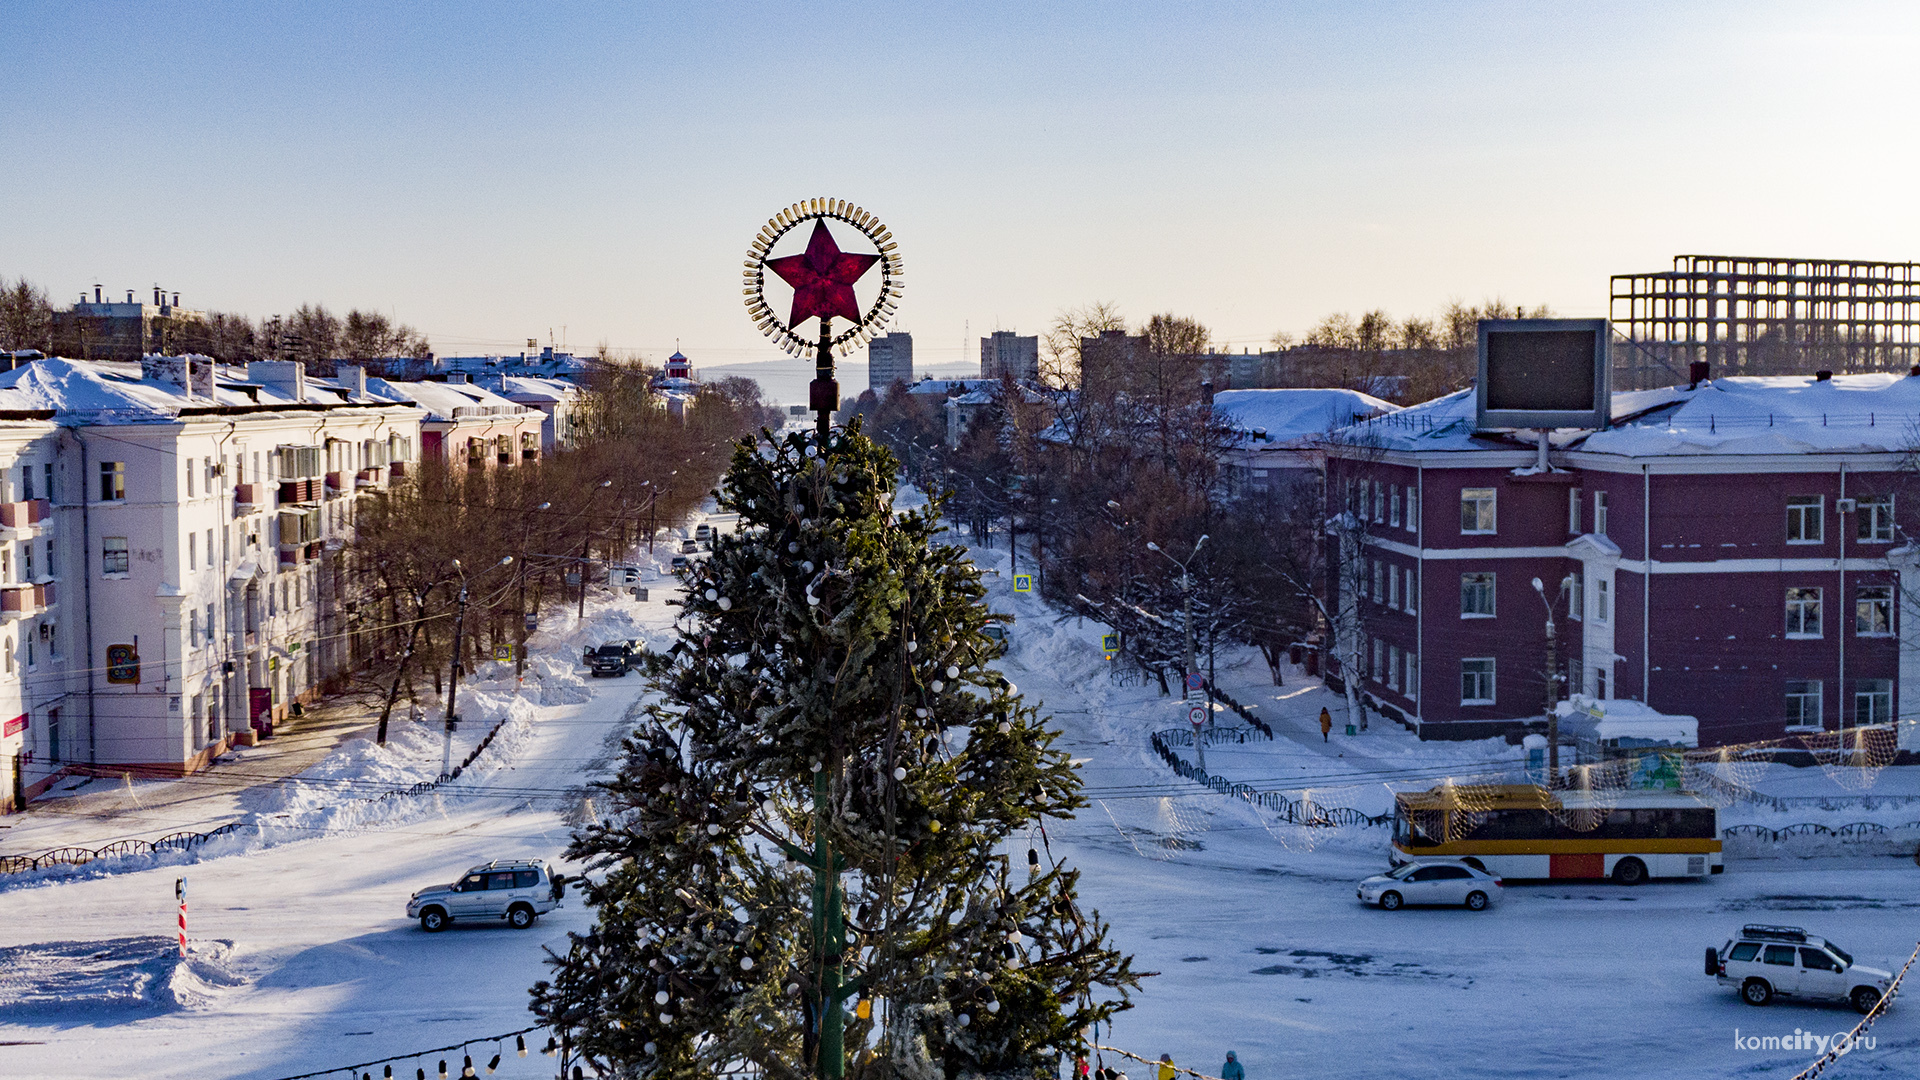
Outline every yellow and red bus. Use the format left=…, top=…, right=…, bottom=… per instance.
left=1390, top=784, right=1721, bottom=884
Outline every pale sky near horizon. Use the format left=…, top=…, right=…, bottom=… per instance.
left=6, top=2, right=1920, bottom=375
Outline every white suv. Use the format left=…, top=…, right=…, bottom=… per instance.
left=1708, top=924, right=1892, bottom=1013
left=407, top=859, right=566, bottom=932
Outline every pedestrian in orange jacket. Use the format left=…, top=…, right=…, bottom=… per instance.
left=1319, top=707, right=1333, bottom=742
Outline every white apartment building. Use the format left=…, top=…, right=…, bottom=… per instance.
left=0, top=357, right=425, bottom=798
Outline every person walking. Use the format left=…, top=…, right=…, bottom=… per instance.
left=1220, top=1051, right=1244, bottom=1080
left=1318, top=707, right=1333, bottom=742
left=1156, top=1054, right=1176, bottom=1080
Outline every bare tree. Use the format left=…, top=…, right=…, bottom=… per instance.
left=0, top=277, right=53, bottom=353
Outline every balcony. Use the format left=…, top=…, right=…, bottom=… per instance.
left=278, top=478, right=321, bottom=504
left=0, top=583, right=50, bottom=619
left=234, top=483, right=263, bottom=513
left=388, top=461, right=412, bottom=479
left=355, top=468, right=382, bottom=489
left=324, top=471, right=350, bottom=498
left=0, top=499, right=50, bottom=532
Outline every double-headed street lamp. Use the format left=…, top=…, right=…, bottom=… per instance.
left=1530, top=575, right=1574, bottom=783
left=1147, top=534, right=1210, bottom=771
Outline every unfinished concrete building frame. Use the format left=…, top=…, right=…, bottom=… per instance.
left=1610, top=255, right=1920, bottom=390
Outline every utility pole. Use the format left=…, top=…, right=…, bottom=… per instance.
left=1149, top=536, right=1209, bottom=773
left=1532, top=577, right=1566, bottom=784
left=443, top=569, right=468, bottom=780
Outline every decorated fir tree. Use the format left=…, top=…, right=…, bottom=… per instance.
left=532, top=423, right=1137, bottom=1079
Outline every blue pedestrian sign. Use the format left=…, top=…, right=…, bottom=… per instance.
left=1013, top=573, right=1033, bottom=593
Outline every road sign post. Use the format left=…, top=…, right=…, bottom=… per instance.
left=175, top=877, right=187, bottom=957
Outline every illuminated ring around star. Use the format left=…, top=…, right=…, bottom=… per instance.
left=744, top=197, right=903, bottom=359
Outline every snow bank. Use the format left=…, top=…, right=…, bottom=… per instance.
left=0, top=937, right=247, bottom=1017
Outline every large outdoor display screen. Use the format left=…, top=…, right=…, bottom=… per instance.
left=1476, top=318, right=1611, bottom=430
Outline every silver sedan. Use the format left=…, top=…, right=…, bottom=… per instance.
left=1357, top=860, right=1505, bottom=911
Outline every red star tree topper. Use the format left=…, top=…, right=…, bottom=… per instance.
left=766, top=220, right=880, bottom=328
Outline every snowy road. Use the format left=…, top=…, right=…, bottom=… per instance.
left=2, top=533, right=1918, bottom=1079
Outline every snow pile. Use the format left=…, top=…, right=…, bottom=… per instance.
left=0, top=937, right=247, bottom=1017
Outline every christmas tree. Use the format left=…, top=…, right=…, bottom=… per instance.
left=532, top=423, right=1137, bottom=1080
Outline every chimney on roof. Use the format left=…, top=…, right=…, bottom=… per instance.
left=141, top=355, right=195, bottom=401
left=338, top=364, right=367, bottom=397
left=248, top=360, right=307, bottom=403
left=1815, top=370, right=1833, bottom=382
left=1688, top=360, right=1709, bottom=389
left=126, top=290, right=134, bottom=304
left=172, top=292, right=179, bottom=307
left=192, top=358, right=214, bottom=398
left=93, top=285, right=102, bottom=304
left=153, top=287, right=162, bottom=306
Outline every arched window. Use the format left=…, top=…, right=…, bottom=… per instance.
left=5, top=638, right=14, bottom=674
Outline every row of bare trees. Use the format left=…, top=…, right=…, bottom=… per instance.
left=344, top=365, right=776, bottom=733
left=0, top=275, right=432, bottom=373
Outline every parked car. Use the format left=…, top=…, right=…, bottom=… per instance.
left=681, top=538, right=699, bottom=554
left=670, top=555, right=691, bottom=571
left=1357, top=860, right=1504, bottom=911
left=588, top=640, right=643, bottom=677
left=1708, top=924, right=1891, bottom=1012
left=407, top=859, right=566, bottom=932
left=981, top=624, right=1007, bottom=643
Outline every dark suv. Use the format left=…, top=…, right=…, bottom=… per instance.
left=588, top=640, right=642, bottom=677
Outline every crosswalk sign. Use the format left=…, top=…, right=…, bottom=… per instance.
left=1013, top=573, right=1033, bottom=592
left=1101, top=633, right=1120, bottom=652
left=493, top=645, right=514, bottom=661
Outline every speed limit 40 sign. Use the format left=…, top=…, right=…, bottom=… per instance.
left=1187, top=704, right=1207, bottom=726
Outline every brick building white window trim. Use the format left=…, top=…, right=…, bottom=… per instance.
left=1785, top=495, right=1824, bottom=544
left=1460, top=488, right=1496, bottom=534
left=1785, top=587, right=1823, bottom=639
left=1461, top=658, right=1495, bottom=705
left=1461, top=572, right=1495, bottom=618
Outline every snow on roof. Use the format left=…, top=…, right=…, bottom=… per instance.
left=1337, top=374, right=1920, bottom=458
left=1210, top=388, right=1397, bottom=447
left=366, top=377, right=530, bottom=422
left=0, top=356, right=394, bottom=422
left=1556, top=696, right=1698, bottom=747
left=483, top=375, right=582, bottom=403
left=1581, top=373, right=1920, bottom=457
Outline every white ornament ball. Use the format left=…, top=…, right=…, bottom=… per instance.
left=656, top=990, right=670, bottom=1005
left=987, top=1000, right=1001, bottom=1014
left=718, top=597, right=732, bottom=610
left=705, top=588, right=718, bottom=601
left=740, top=957, right=755, bottom=971
left=915, top=708, right=928, bottom=718
left=998, top=722, right=1011, bottom=734
left=660, top=1013, right=673, bottom=1024
left=906, top=640, right=918, bottom=653
left=761, top=800, right=777, bottom=815
left=810, top=761, right=824, bottom=773
left=958, top=1013, right=971, bottom=1027
left=644, top=1042, right=658, bottom=1055
left=893, top=766, right=907, bottom=781
left=707, top=823, right=722, bottom=836
left=946, top=665, right=960, bottom=679
left=932, top=680, right=944, bottom=692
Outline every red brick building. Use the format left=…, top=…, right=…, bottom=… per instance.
left=1327, top=371, right=1920, bottom=750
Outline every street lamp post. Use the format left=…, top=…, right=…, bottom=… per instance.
left=1148, top=535, right=1210, bottom=772
left=1531, top=575, right=1572, bottom=784
left=516, top=501, right=552, bottom=680
left=443, top=556, right=512, bottom=779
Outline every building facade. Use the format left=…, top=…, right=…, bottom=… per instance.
left=51, top=286, right=206, bottom=362
left=980, top=331, right=1039, bottom=381
left=0, top=356, right=426, bottom=801
left=1327, top=371, right=1920, bottom=751
left=867, top=332, right=914, bottom=392
left=368, top=373, right=545, bottom=470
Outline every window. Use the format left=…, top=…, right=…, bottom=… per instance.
left=188, top=531, right=196, bottom=570
left=1370, top=559, right=1383, bottom=603
left=1801, top=948, right=1841, bottom=973
left=1568, top=571, right=1584, bottom=620
left=1857, top=585, right=1893, bottom=636
left=20, top=464, right=33, bottom=501
left=277, top=445, right=322, bottom=479
left=1855, top=679, right=1893, bottom=725
left=1403, top=568, right=1417, bottom=614
left=1372, top=481, right=1385, bottom=524
left=189, top=609, right=200, bottom=648
left=185, top=459, right=194, bottom=498
left=1785, top=496, right=1823, bottom=544
left=1763, top=945, right=1797, bottom=967
left=1387, top=564, right=1400, bottom=610
left=1390, top=485, right=1402, bottom=527
left=1785, top=587, right=1822, bottom=638
left=1461, top=572, right=1494, bottom=617
left=1729, top=942, right=1761, bottom=963
left=1594, top=490, right=1608, bottom=535
left=1596, top=578, right=1610, bottom=624
left=44, top=539, right=55, bottom=578
left=1405, top=650, right=1417, bottom=701
left=1785, top=680, right=1822, bottom=727
left=1371, top=637, right=1384, bottom=679
left=1594, top=667, right=1609, bottom=700
left=99, top=461, right=125, bottom=502
left=1388, top=645, right=1402, bottom=692
left=207, top=603, right=216, bottom=645
left=1460, top=488, right=1496, bottom=534
left=1461, top=658, right=1495, bottom=704
left=102, top=537, right=129, bottom=576
left=1569, top=488, right=1583, bottom=534
left=1405, top=485, right=1418, bottom=531
left=1858, top=495, right=1895, bottom=542
left=207, top=528, right=215, bottom=567
left=43, top=463, right=53, bottom=503
left=20, top=543, right=31, bottom=583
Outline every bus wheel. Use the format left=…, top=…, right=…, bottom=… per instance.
left=1742, top=979, right=1772, bottom=1006
left=1611, top=858, right=1648, bottom=886
left=1378, top=891, right=1403, bottom=911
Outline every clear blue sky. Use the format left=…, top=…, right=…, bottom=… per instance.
left=5, top=2, right=1918, bottom=370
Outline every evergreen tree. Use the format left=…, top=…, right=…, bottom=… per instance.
left=532, top=423, right=1137, bottom=1079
